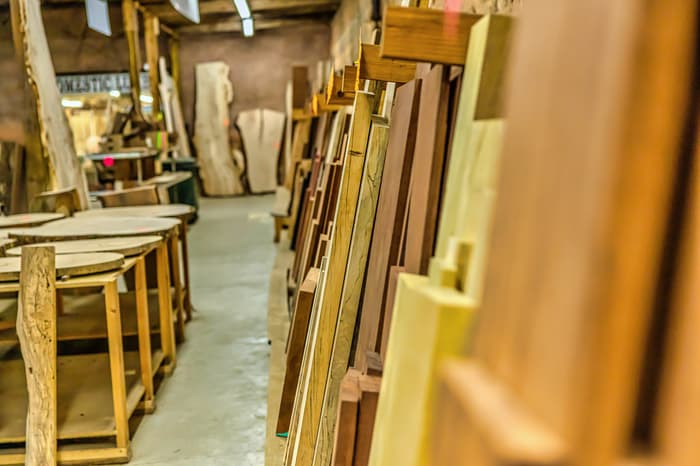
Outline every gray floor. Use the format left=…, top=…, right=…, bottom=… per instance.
left=125, top=196, right=276, bottom=466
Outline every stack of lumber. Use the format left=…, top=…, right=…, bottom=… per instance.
left=270, top=1, right=700, bottom=465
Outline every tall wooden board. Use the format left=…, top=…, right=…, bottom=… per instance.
left=237, top=108, right=286, bottom=194
left=194, top=61, right=244, bottom=196
left=290, top=92, right=374, bottom=466
left=314, top=123, right=391, bottom=465
left=353, top=80, right=421, bottom=370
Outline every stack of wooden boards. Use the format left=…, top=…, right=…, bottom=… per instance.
left=272, top=1, right=700, bottom=465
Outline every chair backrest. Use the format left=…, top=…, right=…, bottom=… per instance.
left=30, top=187, right=82, bottom=216
left=97, top=185, right=161, bottom=208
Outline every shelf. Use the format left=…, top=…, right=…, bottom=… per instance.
left=0, top=352, right=145, bottom=444
left=0, top=290, right=177, bottom=343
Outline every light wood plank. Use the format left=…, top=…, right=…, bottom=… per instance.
left=357, top=44, right=417, bottom=84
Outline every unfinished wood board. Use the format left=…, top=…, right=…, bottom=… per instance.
left=354, top=374, right=381, bottom=466
left=292, top=66, right=309, bottom=109
left=290, top=92, right=374, bottom=466
left=331, top=369, right=360, bottom=466
left=354, top=80, right=422, bottom=371
left=0, top=213, right=64, bottom=228
left=74, top=204, right=195, bottom=220
left=6, top=236, right=161, bottom=258
left=277, top=268, right=321, bottom=435
left=404, top=64, right=451, bottom=275
left=17, top=246, right=56, bottom=465
left=381, top=7, right=481, bottom=65
left=13, top=0, right=90, bottom=208
left=0, top=352, right=144, bottom=443
left=8, top=217, right=179, bottom=242
left=237, top=108, right=286, bottom=193
left=358, top=44, right=417, bottom=84
left=315, top=123, right=391, bottom=464
left=432, top=2, right=697, bottom=465
left=194, top=61, right=244, bottom=196
left=379, top=265, right=405, bottom=359
left=285, top=119, right=312, bottom=189
left=0, top=253, right=124, bottom=282
left=368, top=274, right=474, bottom=466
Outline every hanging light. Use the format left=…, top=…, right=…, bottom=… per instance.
left=232, top=0, right=251, bottom=18
left=242, top=17, right=255, bottom=37
left=61, top=98, right=83, bottom=108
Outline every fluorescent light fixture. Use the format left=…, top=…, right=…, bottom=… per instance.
left=140, top=94, right=154, bottom=104
left=109, top=90, right=121, bottom=98
left=242, top=17, right=254, bottom=37
left=233, top=0, right=251, bottom=18
left=61, top=98, right=83, bottom=108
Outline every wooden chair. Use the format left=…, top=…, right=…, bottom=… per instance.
left=97, top=185, right=161, bottom=208
left=30, top=187, right=82, bottom=216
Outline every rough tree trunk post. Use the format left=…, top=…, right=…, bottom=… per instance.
left=16, top=246, right=57, bottom=466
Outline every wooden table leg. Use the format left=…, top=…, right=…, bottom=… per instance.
left=134, top=257, right=155, bottom=413
left=169, top=231, right=186, bottom=342
left=179, top=220, right=193, bottom=321
left=104, top=280, right=130, bottom=452
left=156, top=243, right=177, bottom=369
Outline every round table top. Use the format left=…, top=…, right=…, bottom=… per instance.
left=0, top=252, right=125, bottom=282
left=6, top=236, right=162, bottom=258
left=0, top=213, right=65, bottom=228
left=75, top=204, right=195, bottom=220
left=7, top=217, right=180, bottom=242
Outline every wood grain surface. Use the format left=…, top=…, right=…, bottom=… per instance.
left=0, top=252, right=125, bottom=282
left=6, top=236, right=161, bottom=258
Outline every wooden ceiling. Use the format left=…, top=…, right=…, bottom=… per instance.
left=0, top=0, right=339, bottom=34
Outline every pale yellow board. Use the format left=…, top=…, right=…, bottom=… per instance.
left=289, top=91, right=373, bottom=466
left=313, top=123, right=391, bottom=465
left=237, top=108, right=286, bottom=194
left=368, top=274, right=475, bottom=466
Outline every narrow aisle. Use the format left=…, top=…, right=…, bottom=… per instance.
left=126, top=196, right=277, bottom=466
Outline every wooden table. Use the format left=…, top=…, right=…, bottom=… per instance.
left=7, top=217, right=187, bottom=341
left=75, top=205, right=196, bottom=321
left=0, top=212, right=64, bottom=228
left=0, top=252, right=174, bottom=465
left=86, top=149, right=159, bottom=183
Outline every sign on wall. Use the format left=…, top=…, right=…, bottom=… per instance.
left=57, top=72, right=150, bottom=95
left=85, top=0, right=112, bottom=36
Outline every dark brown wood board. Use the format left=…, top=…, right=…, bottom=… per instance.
left=353, top=374, right=381, bottom=466
left=403, top=64, right=451, bottom=275
left=277, top=268, right=321, bottom=434
left=353, top=79, right=422, bottom=370
left=331, top=369, right=360, bottom=466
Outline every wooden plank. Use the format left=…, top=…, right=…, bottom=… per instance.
left=8, top=216, right=179, bottom=242
left=354, top=374, right=381, bottom=466
left=293, top=66, right=309, bottom=109
left=379, top=265, right=405, bottom=360
left=0, top=253, right=124, bottom=282
left=341, top=66, right=359, bottom=96
left=0, top=213, right=63, bottom=228
left=194, top=61, right=244, bottom=196
left=430, top=1, right=697, bottom=465
left=290, top=92, right=374, bottom=466
left=331, top=369, right=360, bottom=466
left=12, top=0, right=89, bottom=208
left=381, top=6, right=481, bottom=65
left=6, top=236, right=161, bottom=257
left=403, top=64, right=451, bottom=275
left=314, top=123, right=390, bottom=464
left=17, top=246, right=56, bottom=466
left=357, top=44, right=417, bottom=84
left=277, top=268, right=321, bottom=434
left=238, top=108, right=287, bottom=194
left=122, top=0, right=142, bottom=113
left=368, top=274, right=474, bottom=466
left=353, top=79, right=421, bottom=371
left=144, top=12, right=160, bottom=119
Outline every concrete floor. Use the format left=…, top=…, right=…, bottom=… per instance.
left=123, top=196, right=276, bottom=466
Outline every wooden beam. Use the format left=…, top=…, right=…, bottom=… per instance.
left=341, top=65, right=359, bottom=96
left=17, top=246, right=57, bottom=466
left=122, top=0, right=142, bottom=113
left=178, top=17, right=322, bottom=34
left=169, top=37, right=182, bottom=98
left=144, top=11, right=161, bottom=118
left=357, top=43, right=416, bottom=84
left=381, top=6, right=481, bottom=65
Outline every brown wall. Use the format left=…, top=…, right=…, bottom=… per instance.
left=179, top=23, right=330, bottom=132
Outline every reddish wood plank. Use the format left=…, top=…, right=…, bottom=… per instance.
left=331, top=369, right=360, bottom=466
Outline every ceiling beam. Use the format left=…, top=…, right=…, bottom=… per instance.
left=177, top=16, right=328, bottom=34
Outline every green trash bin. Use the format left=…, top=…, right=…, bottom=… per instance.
left=162, top=157, right=200, bottom=223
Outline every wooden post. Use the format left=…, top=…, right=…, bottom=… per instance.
left=169, top=37, right=182, bottom=99
left=122, top=0, right=142, bottom=114
left=144, top=12, right=161, bottom=119
left=17, top=245, right=57, bottom=466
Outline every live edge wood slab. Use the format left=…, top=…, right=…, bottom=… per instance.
left=0, top=252, right=124, bottom=281
left=0, top=213, right=64, bottom=228
left=6, top=236, right=162, bottom=258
